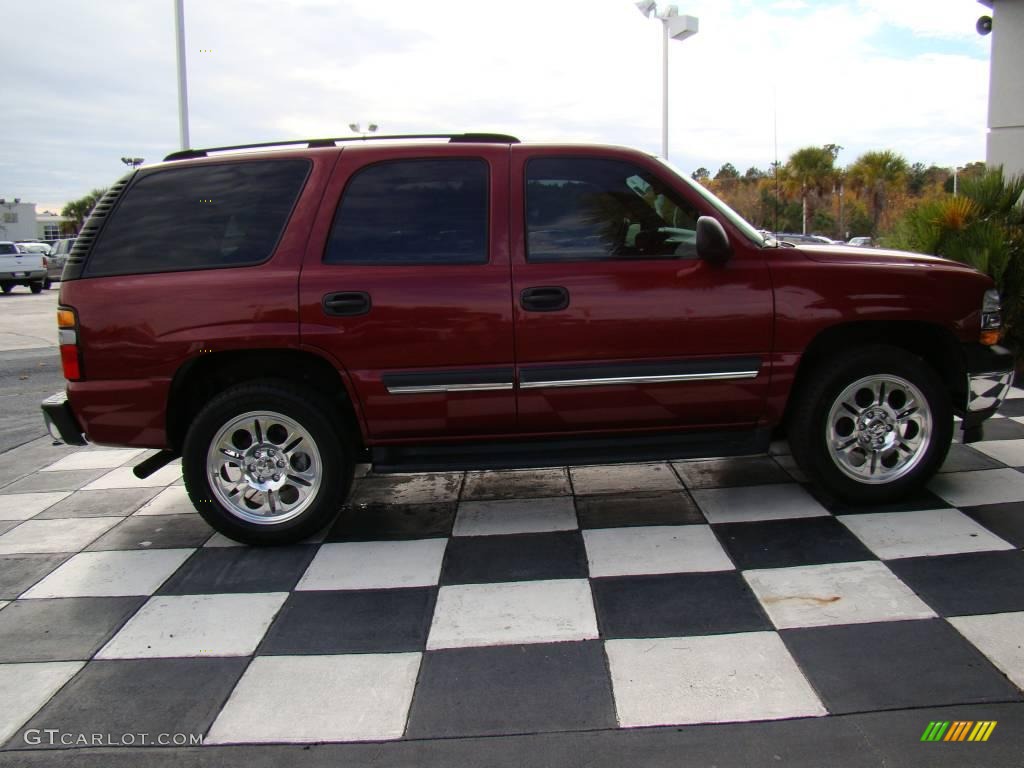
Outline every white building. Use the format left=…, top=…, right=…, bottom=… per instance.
left=0, top=199, right=70, bottom=241
left=981, top=0, right=1024, bottom=177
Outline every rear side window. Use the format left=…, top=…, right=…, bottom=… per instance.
left=0, top=243, right=16, bottom=255
left=85, top=159, right=310, bottom=277
left=324, top=159, right=488, bottom=265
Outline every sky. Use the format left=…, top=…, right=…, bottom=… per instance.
left=2, top=0, right=993, bottom=213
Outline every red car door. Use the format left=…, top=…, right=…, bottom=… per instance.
left=299, top=144, right=515, bottom=442
left=510, top=146, right=773, bottom=435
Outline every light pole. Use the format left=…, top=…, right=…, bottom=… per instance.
left=174, top=0, right=191, bottom=150
left=349, top=122, right=380, bottom=138
left=636, top=2, right=698, bottom=160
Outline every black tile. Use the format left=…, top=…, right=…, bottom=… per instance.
left=808, top=485, right=948, bottom=516
left=938, top=444, right=1006, bottom=473
left=86, top=515, right=213, bottom=551
left=259, top=588, right=435, bottom=654
left=405, top=641, right=616, bottom=738
left=439, top=531, right=587, bottom=585
left=157, top=546, right=318, bottom=594
left=997, top=399, right=1024, bottom=418
left=326, top=501, right=455, bottom=541
left=978, top=419, right=1024, bottom=441
left=0, top=520, right=20, bottom=536
left=34, top=488, right=161, bottom=519
left=782, top=619, right=1023, bottom=714
left=714, top=517, right=876, bottom=570
left=592, top=572, right=770, bottom=638
left=13, top=657, right=248, bottom=749
left=576, top=491, right=704, bottom=529
left=961, top=501, right=1024, bottom=548
left=674, top=457, right=791, bottom=489
left=0, top=597, right=145, bottom=662
left=887, top=550, right=1024, bottom=616
left=0, top=554, right=70, bottom=599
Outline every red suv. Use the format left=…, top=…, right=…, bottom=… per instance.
left=41, top=133, right=1014, bottom=544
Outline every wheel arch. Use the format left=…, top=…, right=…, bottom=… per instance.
left=781, top=320, right=966, bottom=434
left=166, top=348, right=367, bottom=458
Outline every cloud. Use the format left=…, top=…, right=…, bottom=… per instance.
left=1, top=0, right=991, bottom=210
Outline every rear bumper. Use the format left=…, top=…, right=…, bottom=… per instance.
left=40, top=392, right=88, bottom=446
left=0, top=269, right=46, bottom=282
left=960, top=343, right=1015, bottom=439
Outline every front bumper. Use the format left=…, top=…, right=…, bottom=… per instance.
left=41, top=391, right=88, bottom=446
left=960, top=343, right=1015, bottom=441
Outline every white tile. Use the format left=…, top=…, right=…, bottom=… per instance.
left=427, top=579, right=598, bottom=649
left=949, top=612, right=1024, bottom=690
left=569, top=463, right=681, bottom=495
left=21, top=549, right=194, bottom=598
left=203, top=532, right=247, bottom=548
left=349, top=473, right=463, bottom=505
left=744, top=561, right=935, bottom=629
left=1012, top=416, right=1024, bottom=425
left=1005, top=386, right=1024, bottom=400
left=972, top=440, right=1024, bottom=467
left=0, top=601, right=8, bottom=611
left=133, top=485, right=195, bottom=516
left=453, top=497, right=577, bottom=536
left=606, top=633, right=826, bottom=726
left=690, top=484, right=829, bottom=524
left=583, top=525, right=733, bottom=577
left=0, top=492, right=71, bottom=521
left=97, top=593, right=288, bottom=659
left=0, top=661, right=85, bottom=745
left=297, top=539, right=446, bottom=591
left=839, top=509, right=1015, bottom=560
left=81, top=464, right=182, bottom=491
left=40, top=449, right=145, bottom=472
left=0, top=517, right=120, bottom=555
left=929, top=468, right=1024, bottom=507
left=206, top=653, right=421, bottom=743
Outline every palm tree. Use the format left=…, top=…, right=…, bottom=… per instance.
left=782, top=147, right=835, bottom=234
left=847, top=150, right=908, bottom=236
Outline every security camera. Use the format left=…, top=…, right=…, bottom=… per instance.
left=977, top=15, right=992, bottom=36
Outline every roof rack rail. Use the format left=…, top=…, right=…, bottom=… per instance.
left=163, top=133, right=521, bottom=162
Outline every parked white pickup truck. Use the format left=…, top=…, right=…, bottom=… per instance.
left=0, top=241, right=47, bottom=293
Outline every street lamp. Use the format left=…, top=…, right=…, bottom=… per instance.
left=174, top=0, right=191, bottom=150
left=636, top=2, right=698, bottom=160
left=121, top=157, right=145, bottom=170
left=348, top=123, right=380, bottom=137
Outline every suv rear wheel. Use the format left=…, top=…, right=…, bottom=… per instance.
left=182, top=381, right=353, bottom=545
left=789, top=345, right=953, bottom=504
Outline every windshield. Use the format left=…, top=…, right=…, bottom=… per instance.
left=655, top=157, right=767, bottom=247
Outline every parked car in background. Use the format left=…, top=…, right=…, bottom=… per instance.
left=0, top=241, right=47, bottom=293
left=775, top=232, right=830, bottom=246
left=848, top=236, right=874, bottom=247
left=16, top=242, right=59, bottom=288
left=40, top=133, right=1013, bottom=544
left=47, top=238, right=76, bottom=283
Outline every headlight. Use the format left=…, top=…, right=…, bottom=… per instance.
left=981, top=289, right=1002, bottom=343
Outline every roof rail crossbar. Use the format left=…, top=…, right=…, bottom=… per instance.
left=163, top=133, right=520, bottom=161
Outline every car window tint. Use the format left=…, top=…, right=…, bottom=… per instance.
left=324, top=159, right=488, bottom=265
left=525, top=157, right=699, bottom=262
left=0, top=243, right=16, bottom=255
left=85, top=159, right=310, bottom=277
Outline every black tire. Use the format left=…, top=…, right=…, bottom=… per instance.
left=182, top=380, right=353, bottom=545
left=0, top=282, right=12, bottom=294
left=789, top=345, right=953, bottom=504
left=30, top=282, right=43, bottom=294
left=43, top=278, right=52, bottom=290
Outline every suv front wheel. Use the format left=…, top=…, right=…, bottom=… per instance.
left=789, top=345, right=953, bottom=504
left=182, top=381, right=353, bottom=545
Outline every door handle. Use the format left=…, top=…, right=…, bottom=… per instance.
left=322, top=291, right=371, bottom=317
left=520, top=286, right=569, bottom=312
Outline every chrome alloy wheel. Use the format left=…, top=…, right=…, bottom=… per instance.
left=205, top=410, right=322, bottom=525
left=826, top=374, right=932, bottom=485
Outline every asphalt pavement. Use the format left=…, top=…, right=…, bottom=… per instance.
left=0, top=289, right=64, bottom=453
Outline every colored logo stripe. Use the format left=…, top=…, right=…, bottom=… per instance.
left=921, top=721, right=996, bottom=742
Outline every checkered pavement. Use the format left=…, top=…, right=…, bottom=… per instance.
left=1, top=394, right=1024, bottom=752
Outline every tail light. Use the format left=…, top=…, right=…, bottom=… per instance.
left=57, top=307, right=82, bottom=380
left=41, top=256, right=48, bottom=267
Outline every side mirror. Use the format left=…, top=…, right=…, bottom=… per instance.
left=696, top=216, right=732, bottom=263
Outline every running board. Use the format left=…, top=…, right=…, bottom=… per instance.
left=133, top=450, right=179, bottom=479
left=371, top=428, right=770, bottom=474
